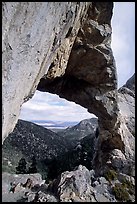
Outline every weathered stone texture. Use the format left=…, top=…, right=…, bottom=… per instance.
left=117, top=74, right=135, bottom=162
left=2, top=2, right=90, bottom=142
left=37, top=2, right=125, bottom=171
left=38, top=3, right=118, bottom=133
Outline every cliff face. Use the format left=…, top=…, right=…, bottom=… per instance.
left=117, top=74, right=135, bottom=165
left=2, top=2, right=134, bottom=174
left=2, top=2, right=90, bottom=142
left=2, top=2, right=116, bottom=144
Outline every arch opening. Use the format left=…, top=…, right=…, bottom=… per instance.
left=3, top=90, right=99, bottom=180
left=19, top=90, right=98, bottom=131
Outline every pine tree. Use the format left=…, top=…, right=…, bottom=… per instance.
left=16, top=158, right=27, bottom=174
left=28, top=156, right=37, bottom=173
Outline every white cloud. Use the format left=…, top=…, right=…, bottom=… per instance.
left=111, top=2, right=135, bottom=88
left=19, top=91, right=95, bottom=122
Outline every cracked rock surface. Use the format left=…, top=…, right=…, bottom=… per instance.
left=2, top=165, right=135, bottom=202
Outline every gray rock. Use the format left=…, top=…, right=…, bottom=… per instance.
left=27, top=192, right=36, bottom=202
left=117, top=74, right=135, bottom=162
left=92, top=180, right=100, bottom=187
left=51, top=165, right=94, bottom=202
left=2, top=172, right=42, bottom=191
left=94, top=192, right=111, bottom=202
left=122, top=74, right=135, bottom=94
left=90, top=169, right=96, bottom=183
left=2, top=168, right=135, bottom=202
left=117, top=173, right=135, bottom=186
left=110, top=149, right=135, bottom=176
left=94, top=183, right=116, bottom=202
left=98, top=177, right=108, bottom=185
left=2, top=2, right=90, bottom=142
left=2, top=172, right=58, bottom=202
left=90, top=169, right=95, bottom=177
left=37, top=191, right=58, bottom=202
left=2, top=172, right=42, bottom=200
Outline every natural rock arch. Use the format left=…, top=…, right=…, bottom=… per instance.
left=2, top=2, right=134, bottom=173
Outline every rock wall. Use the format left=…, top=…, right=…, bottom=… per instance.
left=2, top=2, right=90, bottom=142
left=37, top=2, right=123, bottom=169
left=117, top=74, right=135, bottom=174
left=36, top=4, right=135, bottom=172
left=38, top=2, right=118, bottom=132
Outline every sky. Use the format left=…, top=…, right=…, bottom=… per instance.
left=111, top=2, right=135, bottom=88
left=19, top=2, right=135, bottom=124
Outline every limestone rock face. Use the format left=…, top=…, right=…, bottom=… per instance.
left=37, top=2, right=124, bottom=171
left=38, top=2, right=118, bottom=133
left=2, top=2, right=117, bottom=146
left=37, top=3, right=124, bottom=164
left=49, top=165, right=97, bottom=202
left=93, top=74, right=135, bottom=176
left=2, top=2, right=90, bottom=142
left=118, top=74, right=135, bottom=135
left=116, top=74, right=135, bottom=174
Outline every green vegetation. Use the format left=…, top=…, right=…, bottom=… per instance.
left=28, top=156, right=37, bottom=173
left=16, top=158, right=27, bottom=174
left=122, top=178, right=135, bottom=195
left=16, top=157, right=38, bottom=174
left=112, top=183, right=131, bottom=202
left=2, top=143, right=25, bottom=173
left=103, top=170, right=134, bottom=202
left=104, top=169, right=117, bottom=182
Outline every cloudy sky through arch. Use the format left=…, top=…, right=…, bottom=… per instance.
left=19, top=2, right=135, bottom=124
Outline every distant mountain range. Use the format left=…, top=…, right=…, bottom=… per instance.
left=30, top=120, right=81, bottom=129
left=59, top=118, right=98, bottom=141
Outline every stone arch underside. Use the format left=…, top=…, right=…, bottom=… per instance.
left=37, top=2, right=125, bottom=166
left=3, top=2, right=132, bottom=173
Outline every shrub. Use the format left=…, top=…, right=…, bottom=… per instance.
left=112, top=183, right=131, bottom=202
left=28, top=156, right=37, bottom=174
left=16, top=158, right=27, bottom=174
left=122, top=178, right=135, bottom=195
left=104, top=169, right=117, bottom=182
